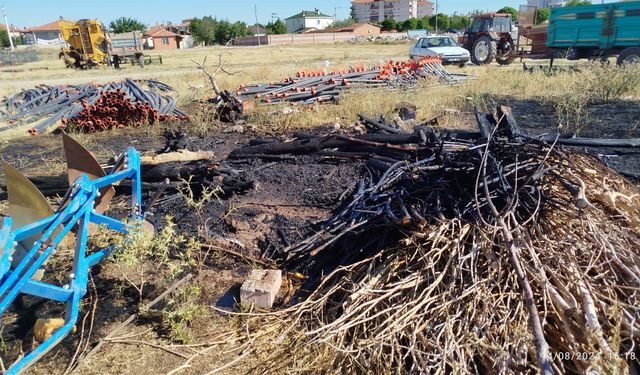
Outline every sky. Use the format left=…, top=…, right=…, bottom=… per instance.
left=2, top=0, right=524, bottom=28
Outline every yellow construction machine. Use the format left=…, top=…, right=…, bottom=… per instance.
left=59, top=19, right=146, bottom=69
left=58, top=19, right=110, bottom=69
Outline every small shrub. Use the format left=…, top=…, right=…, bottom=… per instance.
left=109, top=216, right=192, bottom=303
left=177, top=176, right=221, bottom=212
left=162, top=285, right=206, bottom=343
left=582, top=63, right=640, bottom=104
left=188, top=103, right=219, bottom=136
left=551, top=93, right=592, bottom=136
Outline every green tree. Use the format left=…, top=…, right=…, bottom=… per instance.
left=449, top=15, right=470, bottom=30
left=0, top=29, right=9, bottom=48
left=421, top=16, right=435, bottom=31
left=381, top=18, right=397, bottom=31
left=190, top=16, right=217, bottom=45
left=402, top=18, right=419, bottom=31
left=536, top=8, right=551, bottom=24
left=109, top=17, right=147, bottom=33
left=332, top=19, right=356, bottom=28
left=229, top=21, right=249, bottom=40
left=565, top=0, right=591, bottom=5
left=214, top=20, right=230, bottom=44
left=429, top=14, right=450, bottom=31
left=497, top=6, right=518, bottom=21
left=266, top=19, right=286, bottom=34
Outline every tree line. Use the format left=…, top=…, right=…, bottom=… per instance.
left=379, top=0, right=593, bottom=33
left=189, top=17, right=249, bottom=45
left=99, top=0, right=595, bottom=48
left=106, top=16, right=250, bottom=45
left=380, top=14, right=470, bottom=32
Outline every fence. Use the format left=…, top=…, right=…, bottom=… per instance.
left=0, top=50, right=39, bottom=66
left=233, top=32, right=408, bottom=46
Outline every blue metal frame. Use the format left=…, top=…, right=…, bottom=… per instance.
left=0, top=147, right=142, bottom=374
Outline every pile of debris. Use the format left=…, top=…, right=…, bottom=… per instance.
left=225, top=107, right=640, bottom=374
left=236, top=58, right=467, bottom=106
left=0, top=79, right=187, bottom=135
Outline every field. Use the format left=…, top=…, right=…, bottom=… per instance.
left=1, top=42, right=640, bottom=374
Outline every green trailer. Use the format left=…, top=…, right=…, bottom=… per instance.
left=547, top=1, right=640, bottom=64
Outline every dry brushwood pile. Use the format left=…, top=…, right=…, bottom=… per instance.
left=221, top=107, right=640, bottom=374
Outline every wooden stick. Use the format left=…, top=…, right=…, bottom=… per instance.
left=479, top=155, right=553, bottom=374
left=70, top=273, right=194, bottom=373
left=200, top=243, right=272, bottom=268
left=102, top=338, right=190, bottom=359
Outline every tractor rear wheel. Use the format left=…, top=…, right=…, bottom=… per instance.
left=471, top=36, right=497, bottom=65
left=617, top=47, right=640, bottom=66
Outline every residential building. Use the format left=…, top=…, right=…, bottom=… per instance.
left=320, top=23, right=381, bottom=35
left=351, top=0, right=435, bottom=23
left=527, top=0, right=566, bottom=8
left=416, top=0, right=435, bottom=18
left=144, top=25, right=184, bottom=50
left=284, top=9, right=334, bottom=33
left=173, top=19, right=192, bottom=34
left=247, top=24, right=267, bottom=36
left=0, top=24, right=21, bottom=39
left=22, top=20, right=64, bottom=45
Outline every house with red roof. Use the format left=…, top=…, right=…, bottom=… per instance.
left=144, top=25, right=185, bottom=50
left=319, top=23, right=381, bottom=35
left=22, top=20, right=65, bottom=45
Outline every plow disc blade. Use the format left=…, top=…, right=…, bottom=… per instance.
left=62, top=133, right=115, bottom=214
left=3, top=163, right=55, bottom=280
left=4, top=163, right=53, bottom=245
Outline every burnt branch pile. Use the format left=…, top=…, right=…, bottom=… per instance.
left=217, top=106, right=640, bottom=374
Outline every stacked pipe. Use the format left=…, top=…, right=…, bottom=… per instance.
left=0, top=79, right=188, bottom=135
left=237, top=57, right=467, bottom=106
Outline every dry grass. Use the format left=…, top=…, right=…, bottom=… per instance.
left=2, top=44, right=640, bottom=140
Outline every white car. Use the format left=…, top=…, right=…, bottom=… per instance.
left=409, top=36, right=471, bottom=67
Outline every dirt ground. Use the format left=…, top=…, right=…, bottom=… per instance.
left=0, top=95, right=639, bottom=373
left=1, top=43, right=640, bottom=374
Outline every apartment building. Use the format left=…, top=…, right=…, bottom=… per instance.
left=351, top=0, right=435, bottom=23
left=527, top=0, right=567, bottom=8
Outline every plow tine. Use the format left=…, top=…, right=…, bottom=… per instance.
left=62, top=133, right=115, bottom=215
left=143, top=178, right=170, bottom=216
left=0, top=217, right=12, bottom=278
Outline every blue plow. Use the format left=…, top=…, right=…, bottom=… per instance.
left=0, top=135, right=143, bottom=374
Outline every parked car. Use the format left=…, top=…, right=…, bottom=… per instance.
left=409, top=35, right=470, bottom=67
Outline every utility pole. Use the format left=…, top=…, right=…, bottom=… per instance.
left=334, top=7, right=341, bottom=23
left=271, top=13, right=278, bottom=24
left=254, top=4, right=261, bottom=46
left=2, top=4, right=15, bottom=52
left=435, top=0, right=439, bottom=35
